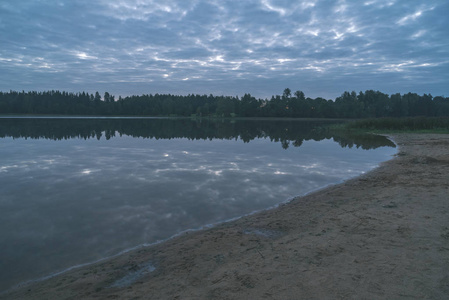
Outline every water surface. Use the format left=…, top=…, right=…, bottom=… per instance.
left=0, top=118, right=396, bottom=291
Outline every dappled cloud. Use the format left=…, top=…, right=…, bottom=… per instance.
left=0, top=0, right=447, bottom=98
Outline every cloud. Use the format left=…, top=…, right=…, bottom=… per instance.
left=0, top=0, right=448, bottom=99
left=396, top=5, right=435, bottom=26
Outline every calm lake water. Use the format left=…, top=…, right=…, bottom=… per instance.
left=0, top=117, right=396, bottom=291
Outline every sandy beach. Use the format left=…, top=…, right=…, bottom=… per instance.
left=2, top=133, right=449, bottom=299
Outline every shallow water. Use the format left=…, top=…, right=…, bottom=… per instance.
left=0, top=118, right=396, bottom=291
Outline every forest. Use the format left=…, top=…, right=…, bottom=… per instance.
left=0, top=89, right=448, bottom=118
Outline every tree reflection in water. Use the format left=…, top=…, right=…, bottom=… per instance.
left=0, top=117, right=395, bottom=150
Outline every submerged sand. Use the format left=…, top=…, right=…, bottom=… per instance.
left=3, top=133, right=449, bottom=299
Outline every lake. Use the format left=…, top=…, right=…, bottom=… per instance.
left=0, top=117, right=396, bottom=292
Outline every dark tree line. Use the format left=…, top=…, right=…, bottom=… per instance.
left=0, top=118, right=395, bottom=150
left=0, top=89, right=448, bottom=118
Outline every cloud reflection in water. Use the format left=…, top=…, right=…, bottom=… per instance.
left=0, top=127, right=396, bottom=292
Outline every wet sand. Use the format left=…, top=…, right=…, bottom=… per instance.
left=3, top=133, right=449, bottom=299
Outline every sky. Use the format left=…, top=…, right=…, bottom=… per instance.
left=0, top=0, right=448, bottom=100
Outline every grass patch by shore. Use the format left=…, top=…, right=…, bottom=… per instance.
left=332, top=117, right=449, bottom=133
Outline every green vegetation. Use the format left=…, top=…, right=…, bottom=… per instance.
left=336, top=117, right=449, bottom=133
left=1, top=89, right=448, bottom=118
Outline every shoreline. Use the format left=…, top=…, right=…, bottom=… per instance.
left=3, top=133, right=449, bottom=299
left=2, top=145, right=387, bottom=294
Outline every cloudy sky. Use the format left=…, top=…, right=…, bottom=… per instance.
left=1, top=0, right=448, bottom=99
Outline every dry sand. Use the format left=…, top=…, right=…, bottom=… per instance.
left=2, top=133, right=449, bottom=299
